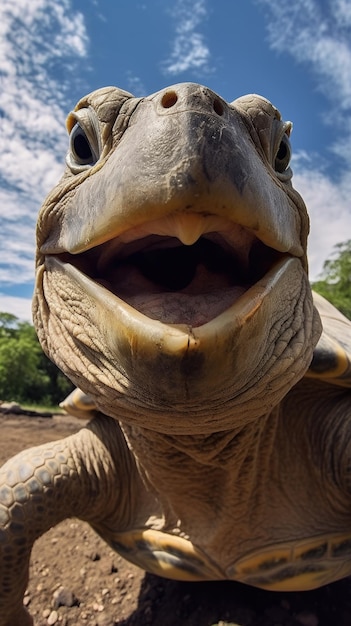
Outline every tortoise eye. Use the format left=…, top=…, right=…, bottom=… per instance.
left=274, top=133, right=291, bottom=174
left=69, top=123, right=97, bottom=166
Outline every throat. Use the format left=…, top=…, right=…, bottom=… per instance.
left=126, top=238, right=248, bottom=291
left=121, top=414, right=278, bottom=528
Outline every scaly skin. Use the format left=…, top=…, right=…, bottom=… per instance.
left=3, top=83, right=351, bottom=622
left=0, top=415, right=142, bottom=625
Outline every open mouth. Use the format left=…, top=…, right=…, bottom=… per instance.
left=55, top=215, right=285, bottom=327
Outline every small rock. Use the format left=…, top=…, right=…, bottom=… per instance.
left=96, top=615, right=111, bottom=626
left=79, top=611, right=89, bottom=620
left=23, top=594, right=31, bottom=607
left=0, top=401, right=22, bottom=414
left=47, top=610, right=58, bottom=625
left=52, top=585, right=79, bottom=608
left=42, top=609, right=51, bottom=618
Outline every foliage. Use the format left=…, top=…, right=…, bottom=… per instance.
left=0, top=313, right=73, bottom=405
left=312, top=240, right=351, bottom=320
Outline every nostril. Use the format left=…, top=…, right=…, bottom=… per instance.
left=161, top=91, right=178, bottom=109
left=213, top=98, right=224, bottom=116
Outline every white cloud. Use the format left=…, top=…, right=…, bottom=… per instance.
left=163, top=0, right=212, bottom=75
left=0, top=0, right=89, bottom=288
left=292, top=163, right=351, bottom=280
left=258, top=0, right=351, bottom=277
left=334, top=0, right=351, bottom=26
left=258, top=0, right=351, bottom=108
left=0, top=295, right=33, bottom=322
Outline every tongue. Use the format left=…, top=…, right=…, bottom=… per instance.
left=123, top=287, right=248, bottom=326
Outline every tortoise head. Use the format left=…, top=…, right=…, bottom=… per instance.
left=33, top=83, right=321, bottom=434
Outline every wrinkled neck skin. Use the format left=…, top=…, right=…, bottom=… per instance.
left=120, top=407, right=279, bottom=540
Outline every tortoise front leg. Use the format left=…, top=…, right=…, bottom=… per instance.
left=0, top=414, right=133, bottom=626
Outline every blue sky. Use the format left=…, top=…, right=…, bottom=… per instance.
left=1, top=0, right=351, bottom=320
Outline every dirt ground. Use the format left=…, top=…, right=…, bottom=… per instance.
left=1, top=413, right=351, bottom=626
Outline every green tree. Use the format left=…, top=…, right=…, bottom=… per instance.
left=312, top=240, right=351, bottom=320
left=0, top=313, right=73, bottom=405
left=0, top=331, right=47, bottom=402
left=0, top=312, right=20, bottom=338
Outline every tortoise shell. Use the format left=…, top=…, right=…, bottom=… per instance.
left=94, top=527, right=351, bottom=591
left=307, top=292, right=351, bottom=387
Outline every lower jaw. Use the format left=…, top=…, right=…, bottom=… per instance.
left=36, top=255, right=315, bottom=433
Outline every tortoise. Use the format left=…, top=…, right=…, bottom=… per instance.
left=1, top=82, right=351, bottom=626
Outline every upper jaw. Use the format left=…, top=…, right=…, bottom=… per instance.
left=38, top=84, right=306, bottom=264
